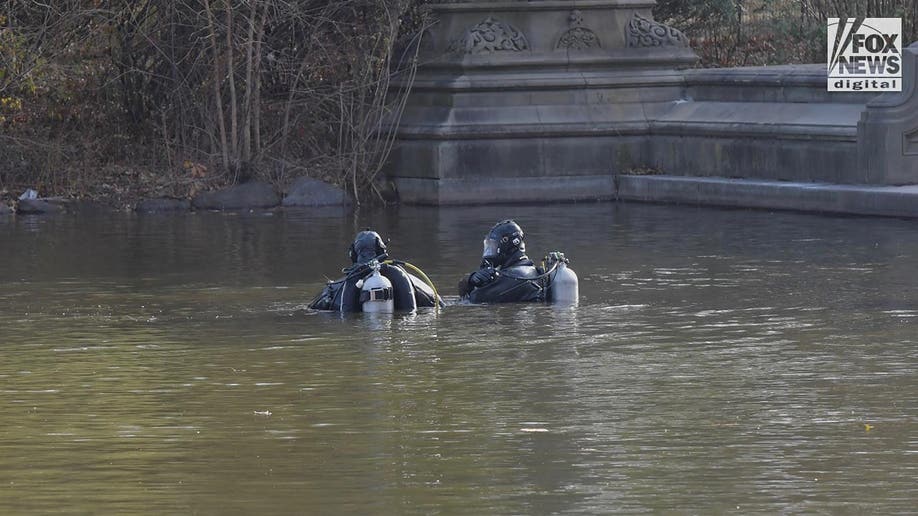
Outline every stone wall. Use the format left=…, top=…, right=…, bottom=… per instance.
left=649, top=65, right=868, bottom=183
left=858, top=42, right=918, bottom=185
left=386, top=1, right=918, bottom=204
left=387, top=0, right=695, bottom=204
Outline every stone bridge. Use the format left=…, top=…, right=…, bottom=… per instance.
left=385, top=1, right=918, bottom=216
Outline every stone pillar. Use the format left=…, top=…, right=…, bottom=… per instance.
left=387, top=0, right=697, bottom=204
left=858, top=42, right=918, bottom=185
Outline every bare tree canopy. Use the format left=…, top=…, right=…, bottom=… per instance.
left=655, top=0, right=918, bottom=66
left=1, top=0, right=431, bottom=204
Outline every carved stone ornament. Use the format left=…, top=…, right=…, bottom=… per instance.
left=448, top=17, right=530, bottom=54
left=626, top=12, right=689, bottom=48
left=557, top=9, right=601, bottom=50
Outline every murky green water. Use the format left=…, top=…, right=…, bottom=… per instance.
left=0, top=203, right=915, bottom=514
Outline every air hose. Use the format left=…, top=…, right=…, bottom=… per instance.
left=384, top=259, right=441, bottom=308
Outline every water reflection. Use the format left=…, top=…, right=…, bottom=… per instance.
left=0, top=203, right=916, bottom=514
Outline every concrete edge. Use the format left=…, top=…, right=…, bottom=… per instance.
left=395, top=176, right=617, bottom=205
left=615, top=175, right=918, bottom=218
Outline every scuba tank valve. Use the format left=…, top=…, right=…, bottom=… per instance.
left=356, top=261, right=394, bottom=313
left=544, top=252, right=579, bottom=305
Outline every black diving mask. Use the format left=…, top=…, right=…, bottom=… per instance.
left=482, top=237, right=500, bottom=262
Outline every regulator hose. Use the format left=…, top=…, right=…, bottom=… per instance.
left=384, top=259, right=441, bottom=308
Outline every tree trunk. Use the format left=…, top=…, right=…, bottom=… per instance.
left=204, top=0, right=229, bottom=172
left=225, top=1, right=238, bottom=176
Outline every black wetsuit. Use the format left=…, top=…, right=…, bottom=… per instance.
left=460, top=254, right=544, bottom=304
left=309, top=262, right=440, bottom=312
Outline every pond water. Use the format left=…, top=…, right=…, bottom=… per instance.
left=0, top=202, right=915, bottom=514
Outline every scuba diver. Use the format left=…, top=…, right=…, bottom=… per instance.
left=458, top=219, right=579, bottom=304
left=309, top=230, right=441, bottom=313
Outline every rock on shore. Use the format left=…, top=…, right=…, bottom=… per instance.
left=136, top=198, right=192, bottom=213
left=191, top=181, right=279, bottom=210
left=282, top=177, right=351, bottom=207
left=10, top=177, right=354, bottom=216
left=17, top=198, right=63, bottom=215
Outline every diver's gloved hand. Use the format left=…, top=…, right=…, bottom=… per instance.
left=469, top=266, right=497, bottom=288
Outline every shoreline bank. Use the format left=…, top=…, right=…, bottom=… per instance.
left=6, top=174, right=918, bottom=220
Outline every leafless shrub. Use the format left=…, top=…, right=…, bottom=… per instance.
left=1, top=0, right=431, bottom=204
